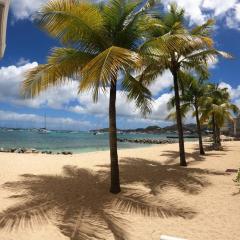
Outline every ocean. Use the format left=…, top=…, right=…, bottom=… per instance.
left=0, top=129, right=193, bottom=153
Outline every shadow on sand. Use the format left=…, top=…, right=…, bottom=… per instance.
left=161, top=146, right=226, bottom=165
left=0, top=158, right=226, bottom=239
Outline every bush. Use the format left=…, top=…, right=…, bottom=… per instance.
left=234, top=169, right=240, bottom=183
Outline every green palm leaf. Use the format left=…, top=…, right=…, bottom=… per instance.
left=22, top=48, right=94, bottom=97
left=38, top=0, right=107, bottom=49
left=122, top=72, right=152, bottom=116
left=79, top=46, right=142, bottom=101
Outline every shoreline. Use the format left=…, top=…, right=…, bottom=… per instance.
left=0, top=137, right=239, bottom=155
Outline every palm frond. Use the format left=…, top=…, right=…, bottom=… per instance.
left=191, top=19, right=215, bottom=37
left=79, top=46, right=142, bottom=101
left=38, top=0, right=107, bottom=49
left=122, top=72, right=152, bottom=116
left=22, top=47, right=93, bottom=97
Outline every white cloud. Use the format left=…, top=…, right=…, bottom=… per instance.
left=202, top=0, right=238, bottom=16
left=16, top=57, right=30, bottom=66
left=226, top=3, right=240, bottom=30
left=148, top=70, right=173, bottom=96
left=0, top=62, right=174, bottom=127
left=0, top=110, right=92, bottom=130
left=219, top=81, right=240, bottom=110
left=162, top=0, right=206, bottom=24
left=70, top=89, right=139, bottom=118
left=9, top=0, right=240, bottom=31
left=1, top=62, right=238, bottom=129
left=0, top=62, right=80, bottom=109
left=10, top=0, right=48, bottom=20
left=161, top=0, right=240, bottom=29
left=219, top=82, right=240, bottom=99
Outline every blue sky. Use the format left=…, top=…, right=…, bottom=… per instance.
left=0, top=0, right=240, bottom=130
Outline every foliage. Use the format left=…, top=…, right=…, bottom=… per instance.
left=167, top=72, right=209, bottom=120
left=22, top=0, right=158, bottom=115
left=234, top=168, right=240, bottom=184
left=200, top=84, right=239, bottom=128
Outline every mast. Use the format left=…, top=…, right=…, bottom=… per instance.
left=44, top=113, right=47, bottom=130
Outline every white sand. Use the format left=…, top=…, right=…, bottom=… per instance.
left=0, top=141, right=239, bottom=240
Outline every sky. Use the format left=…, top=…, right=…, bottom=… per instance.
left=0, top=0, right=240, bottom=130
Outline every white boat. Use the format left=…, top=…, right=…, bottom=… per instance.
left=38, top=128, right=51, bottom=134
left=38, top=114, right=51, bottom=134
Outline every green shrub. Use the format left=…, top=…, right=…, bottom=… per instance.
left=234, top=169, right=240, bottom=183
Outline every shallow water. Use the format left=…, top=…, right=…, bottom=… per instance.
left=0, top=129, right=196, bottom=153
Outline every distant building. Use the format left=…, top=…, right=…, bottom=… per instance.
left=0, top=0, right=10, bottom=58
left=233, top=115, right=240, bottom=136
left=222, top=115, right=240, bottom=136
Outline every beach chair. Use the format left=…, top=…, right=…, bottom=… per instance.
left=160, top=235, right=187, bottom=240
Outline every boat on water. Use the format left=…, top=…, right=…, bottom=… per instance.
left=38, top=128, right=51, bottom=134
left=93, top=132, right=104, bottom=135
left=38, top=113, right=51, bottom=134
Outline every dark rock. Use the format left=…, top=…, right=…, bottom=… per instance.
left=62, top=151, right=73, bottom=155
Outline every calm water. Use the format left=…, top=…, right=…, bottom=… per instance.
left=0, top=129, right=193, bottom=153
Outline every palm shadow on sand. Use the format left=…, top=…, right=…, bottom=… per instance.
left=0, top=158, right=226, bottom=240
left=161, top=147, right=226, bottom=165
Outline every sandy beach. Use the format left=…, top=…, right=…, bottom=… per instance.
left=0, top=141, right=239, bottom=240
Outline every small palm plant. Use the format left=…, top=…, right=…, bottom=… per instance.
left=200, top=84, right=239, bottom=149
left=22, top=0, right=155, bottom=194
left=136, top=4, right=231, bottom=166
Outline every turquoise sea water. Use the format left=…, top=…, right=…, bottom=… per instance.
left=0, top=129, right=195, bottom=153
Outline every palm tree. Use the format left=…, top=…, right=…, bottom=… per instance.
left=22, top=0, right=155, bottom=194
left=136, top=4, right=231, bottom=166
left=168, top=72, right=209, bottom=155
left=200, top=84, right=239, bottom=149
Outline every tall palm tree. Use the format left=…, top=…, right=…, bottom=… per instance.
left=200, top=84, right=239, bottom=149
left=22, top=0, right=155, bottom=194
left=136, top=4, right=231, bottom=166
left=168, top=72, right=209, bottom=155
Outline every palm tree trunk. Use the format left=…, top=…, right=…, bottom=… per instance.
left=216, top=125, right=221, bottom=147
left=212, top=114, right=221, bottom=149
left=195, top=105, right=205, bottom=155
left=212, top=113, right=217, bottom=146
left=172, top=69, right=187, bottom=166
left=109, top=80, right=121, bottom=194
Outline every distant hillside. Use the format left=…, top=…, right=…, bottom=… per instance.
left=90, top=124, right=203, bottom=134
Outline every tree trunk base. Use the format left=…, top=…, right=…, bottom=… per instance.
left=200, top=150, right=205, bottom=155
left=180, top=161, right=187, bottom=167
left=212, top=143, right=222, bottom=151
left=110, top=186, right=121, bottom=194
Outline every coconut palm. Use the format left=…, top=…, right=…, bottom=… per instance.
left=136, top=4, right=231, bottom=166
left=200, top=84, right=239, bottom=149
left=168, top=72, right=209, bottom=155
left=22, top=0, right=155, bottom=194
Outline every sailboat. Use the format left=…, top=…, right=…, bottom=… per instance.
left=38, top=113, right=51, bottom=133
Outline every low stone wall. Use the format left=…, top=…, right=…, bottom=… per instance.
left=0, top=148, right=73, bottom=155
left=117, top=138, right=177, bottom=144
